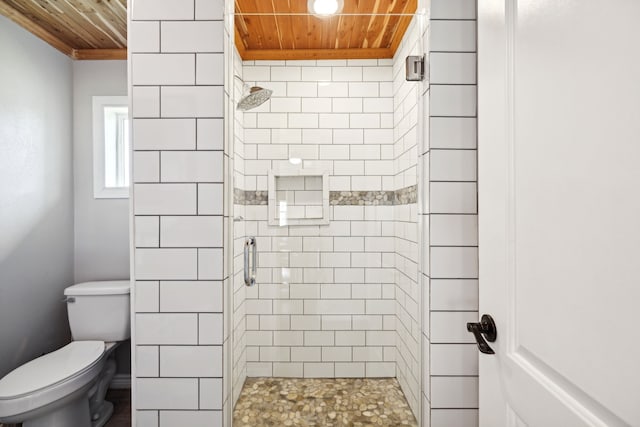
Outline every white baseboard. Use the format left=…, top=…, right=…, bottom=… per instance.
left=110, top=373, right=131, bottom=389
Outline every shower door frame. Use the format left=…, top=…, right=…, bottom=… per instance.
left=222, top=1, right=238, bottom=425
left=223, top=4, right=429, bottom=425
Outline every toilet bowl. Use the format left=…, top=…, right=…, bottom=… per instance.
left=0, top=280, right=130, bottom=427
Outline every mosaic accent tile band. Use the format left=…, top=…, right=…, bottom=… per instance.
left=234, top=188, right=268, bottom=205
left=235, top=185, right=417, bottom=206
left=394, top=185, right=417, bottom=205
left=330, top=190, right=395, bottom=206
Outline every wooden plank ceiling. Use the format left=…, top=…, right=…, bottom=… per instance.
left=235, top=0, right=417, bottom=60
left=0, top=0, right=127, bottom=60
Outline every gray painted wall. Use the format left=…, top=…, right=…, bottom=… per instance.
left=0, top=20, right=131, bottom=378
left=73, top=60, right=129, bottom=283
left=73, top=61, right=131, bottom=374
left=0, top=16, right=74, bottom=378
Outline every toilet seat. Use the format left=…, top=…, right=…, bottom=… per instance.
left=0, top=341, right=106, bottom=423
left=0, top=341, right=105, bottom=399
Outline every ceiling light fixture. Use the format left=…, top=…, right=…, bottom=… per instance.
left=308, top=0, right=343, bottom=16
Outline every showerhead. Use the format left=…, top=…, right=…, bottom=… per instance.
left=234, top=75, right=273, bottom=111
left=237, top=86, right=273, bottom=111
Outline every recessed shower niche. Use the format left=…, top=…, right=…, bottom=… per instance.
left=268, top=170, right=329, bottom=226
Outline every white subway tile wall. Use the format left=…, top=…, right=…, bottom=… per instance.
left=427, top=1, right=479, bottom=426
left=235, top=51, right=403, bottom=397
left=240, top=61, right=394, bottom=192
left=240, top=212, right=403, bottom=372
left=130, top=0, right=478, bottom=425
left=392, top=16, right=425, bottom=417
left=130, top=0, right=227, bottom=425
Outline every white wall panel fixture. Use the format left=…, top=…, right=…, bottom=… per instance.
left=129, top=0, right=226, bottom=424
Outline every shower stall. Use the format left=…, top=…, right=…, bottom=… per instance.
left=127, top=0, right=478, bottom=424
left=224, top=4, right=429, bottom=426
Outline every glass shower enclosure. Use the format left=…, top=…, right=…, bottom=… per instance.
left=224, top=4, right=428, bottom=425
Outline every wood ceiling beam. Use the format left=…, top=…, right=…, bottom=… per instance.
left=240, top=47, right=394, bottom=61
left=0, top=0, right=74, bottom=56
left=73, top=48, right=127, bottom=60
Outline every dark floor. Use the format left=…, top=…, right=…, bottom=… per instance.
left=104, top=389, right=131, bottom=427
left=0, top=389, right=131, bottom=427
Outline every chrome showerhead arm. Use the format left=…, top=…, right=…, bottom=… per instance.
left=234, top=75, right=251, bottom=92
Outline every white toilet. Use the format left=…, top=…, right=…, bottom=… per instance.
left=0, top=280, right=130, bottom=427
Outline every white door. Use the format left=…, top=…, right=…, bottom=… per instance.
left=477, top=1, right=640, bottom=426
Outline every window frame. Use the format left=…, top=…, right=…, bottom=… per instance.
left=92, top=95, right=130, bottom=199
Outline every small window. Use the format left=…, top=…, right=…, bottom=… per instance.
left=93, top=96, right=130, bottom=198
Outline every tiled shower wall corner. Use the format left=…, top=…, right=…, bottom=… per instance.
left=231, top=46, right=247, bottom=408
left=425, top=0, right=479, bottom=426
left=393, top=16, right=427, bottom=416
left=129, top=0, right=227, bottom=426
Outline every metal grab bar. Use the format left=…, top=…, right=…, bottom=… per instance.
left=244, top=237, right=257, bottom=287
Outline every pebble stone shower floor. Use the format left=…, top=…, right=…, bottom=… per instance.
left=233, top=378, right=418, bottom=426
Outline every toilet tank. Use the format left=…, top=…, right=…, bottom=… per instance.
left=64, top=281, right=131, bottom=342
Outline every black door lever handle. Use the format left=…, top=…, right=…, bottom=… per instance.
left=467, top=314, right=497, bottom=354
